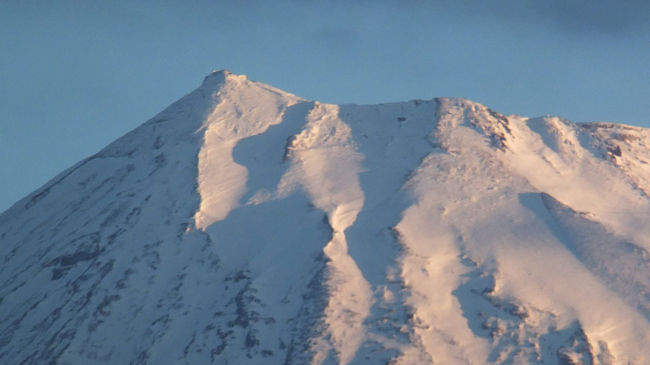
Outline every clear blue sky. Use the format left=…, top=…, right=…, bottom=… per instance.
left=1, top=1, right=649, bottom=212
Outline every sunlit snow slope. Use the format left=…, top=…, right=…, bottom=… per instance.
left=1, top=71, right=650, bottom=365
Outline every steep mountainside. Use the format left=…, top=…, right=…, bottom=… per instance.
left=1, top=71, right=649, bottom=364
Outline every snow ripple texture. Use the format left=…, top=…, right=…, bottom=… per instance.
left=1, top=71, right=650, bottom=364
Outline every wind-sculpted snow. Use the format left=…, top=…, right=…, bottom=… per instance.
left=1, top=71, right=649, bottom=364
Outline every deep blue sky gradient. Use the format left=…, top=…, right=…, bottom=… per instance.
left=1, top=1, right=649, bottom=211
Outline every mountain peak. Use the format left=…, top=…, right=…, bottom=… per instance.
left=200, top=69, right=247, bottom=89
left=2, top=74, right=650, bottom=364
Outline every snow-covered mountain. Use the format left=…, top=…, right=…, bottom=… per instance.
left=1, top=70, right=649, bottom=365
